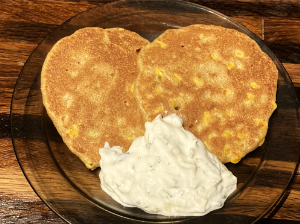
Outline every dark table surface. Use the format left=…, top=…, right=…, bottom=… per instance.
left=1, top=0, right=300, bottom=223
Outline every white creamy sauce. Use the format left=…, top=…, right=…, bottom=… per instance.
left=99, top=114, right=237, bottom=216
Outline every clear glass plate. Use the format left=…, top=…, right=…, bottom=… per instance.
left=11, top=1, right=300, bottom=223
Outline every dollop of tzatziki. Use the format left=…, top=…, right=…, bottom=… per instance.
left=99, top=114, right=237, bottom=216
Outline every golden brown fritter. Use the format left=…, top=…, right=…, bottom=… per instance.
left=41, top=27, right=149, bottom=170
left=135, top=24, right=278, bottom=164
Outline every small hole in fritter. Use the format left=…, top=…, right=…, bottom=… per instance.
left=174, top=106, right=180, bottom=110
left=189, top=124, right=193, bottom=128
left=181, top=45, right=184, bottom=47
left=136, top=48, right=141, bottom=53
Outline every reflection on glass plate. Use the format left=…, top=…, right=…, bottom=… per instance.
left=11, top=1, right=300, bottom=223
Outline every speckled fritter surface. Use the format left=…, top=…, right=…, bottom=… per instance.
left=41, top=27, right=149, bottom=170
left=135, top=24, right=278, bottom=164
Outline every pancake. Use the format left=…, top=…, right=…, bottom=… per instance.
left=41, top=27, right=149, bottom=170
left=134, top=24, right=278, bottom=164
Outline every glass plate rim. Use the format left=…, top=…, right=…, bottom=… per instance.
left=10, top=0, right=300, bottom=223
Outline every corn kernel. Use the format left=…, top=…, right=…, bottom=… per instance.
left=228, top=62, right=235, bottom=70
left=199, top=34, right=204, bottom=39
left=170, top=99, right=176, bottom=107
left=193, top=77, right=204, bottom=87
left=223, top=130, right=234, bottom=137
left=173, top=74, right=182, bottom=82
left=203, top=111, right=210, bottom=125
left=225, top=89, right=233, bottom=97
left=121, top=129, right=136, bottom=140
left=154, top=106, right=164, bottom=114
left=85, top=163, right=93, bottom=169
left=250, top=82, right=259, bottom=88
left=247, top=93, right=254, bottom=100
left=226, top=110, right=233, bottom=117
left=271, top=100, right=277, bottom=109
left=237, top=133, right=247, bottom=139
left=67, top=126, right=78, bottom=138
left=211, top=54, right=217, bottom=60
left=230, top=155, right=240, bottom=164
left=235, top=50, right=244, bottom=58
left=155, top=86, right=162, bottom=93
left=154, top=69, right=166, bottom=81
left=155, top=69, right=165, bottom=77
left=170, top=99, right=180, bottom=110
left=157, top=41, right=167, bottom=49
left=123, top=133, right=135, bottom=140
left=130, top=84, right=135, bottom=98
